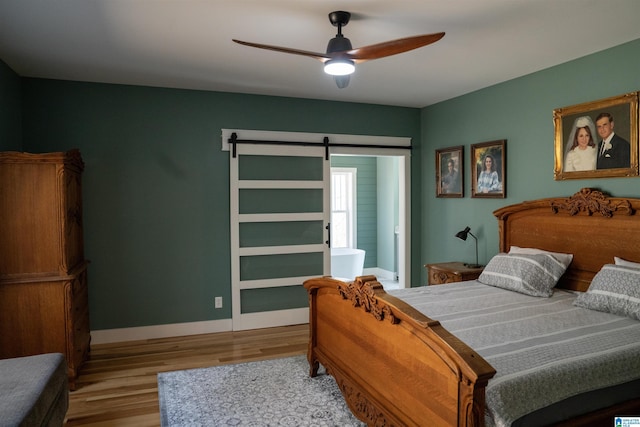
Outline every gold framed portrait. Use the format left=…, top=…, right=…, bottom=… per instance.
left=553, top=91, right=639, bottom=180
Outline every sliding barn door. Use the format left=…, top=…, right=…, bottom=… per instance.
left=230, top=144, right=330, bottom=331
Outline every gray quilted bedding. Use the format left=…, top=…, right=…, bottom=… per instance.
left=390, top=282, right=640, bottom=427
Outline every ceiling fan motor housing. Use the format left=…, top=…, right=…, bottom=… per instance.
left=327, top=11, right=352, bottom=54
left=326, top=35, right=352, bottom=54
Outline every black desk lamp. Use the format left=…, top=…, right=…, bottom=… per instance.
left=455, top=226, right=482, bottom=268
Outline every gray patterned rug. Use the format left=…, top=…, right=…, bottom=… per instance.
left=157, top=355, right=366, bottom=426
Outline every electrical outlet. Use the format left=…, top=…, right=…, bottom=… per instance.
left=214, top=296, right=223, bottom=309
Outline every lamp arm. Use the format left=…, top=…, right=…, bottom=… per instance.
left=469, top=232, right=479, bottom=267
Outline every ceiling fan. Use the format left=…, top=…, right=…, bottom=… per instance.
left=233, top=11, right=445, bottom=89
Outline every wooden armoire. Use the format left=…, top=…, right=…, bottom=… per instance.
left=0, top=149, right=90, bottom=389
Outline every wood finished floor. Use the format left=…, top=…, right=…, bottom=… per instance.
left=65, top=324, right=309, bottom=426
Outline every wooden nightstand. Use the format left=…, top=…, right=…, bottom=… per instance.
left=425, top=262, right=484, bottom=285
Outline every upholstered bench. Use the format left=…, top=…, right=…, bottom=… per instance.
left=0, top=353, right=69, bottom=426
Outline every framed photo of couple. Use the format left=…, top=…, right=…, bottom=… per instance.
left=436, top=146, right=463, bottom=198
left=553, top=91, right=639, bottom=180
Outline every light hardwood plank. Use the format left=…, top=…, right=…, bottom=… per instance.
left=66, top=324, right=309, bottom=426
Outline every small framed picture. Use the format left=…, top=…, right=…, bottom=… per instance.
left=436, top=146, right=463, bottom=198
left=471, top=140, right=506, bottom=198
left=553, top=91, right=638, bottom=180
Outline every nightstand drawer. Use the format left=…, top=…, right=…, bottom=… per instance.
left=425, top=262, right=484, bottom=285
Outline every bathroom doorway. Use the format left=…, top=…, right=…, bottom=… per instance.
left=331, top=154, right=404, bottom=290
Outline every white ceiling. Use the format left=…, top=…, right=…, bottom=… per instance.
left=2, top=0, right=640, bottom=108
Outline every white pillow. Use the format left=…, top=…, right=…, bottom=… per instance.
left=478, top=252, right=569, bottom=297
left=509, top=246, right=573, bottom=269
left=614, top=256, right=640, bottom=269
left=574, top=264, right=640, bottom=320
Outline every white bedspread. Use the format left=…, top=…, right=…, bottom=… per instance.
left=390, top=282, right=640, bottom=427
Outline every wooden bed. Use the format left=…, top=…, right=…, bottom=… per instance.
left=304, top=188, right=640, bottom=427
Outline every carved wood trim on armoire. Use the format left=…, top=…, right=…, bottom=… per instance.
left=0, top=149, right=90, bottom=389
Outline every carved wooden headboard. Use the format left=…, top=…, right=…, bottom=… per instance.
left=493, top=188, right=640, bottom=292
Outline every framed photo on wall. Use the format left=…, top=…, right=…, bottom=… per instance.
left=471, top=140, right=506, bottom=198
left=553, top=91, right=639, bottom=180
left=436, top=145, right=463, bottom=198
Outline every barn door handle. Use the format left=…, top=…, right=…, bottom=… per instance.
left=325, top=223, right=331, bottom=248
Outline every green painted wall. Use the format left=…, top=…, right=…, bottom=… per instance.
left=0, top=59, right=22, bottom=151
left=420, top=38, right=640, bottom=283
left=18, top=79, right=421, bottom=329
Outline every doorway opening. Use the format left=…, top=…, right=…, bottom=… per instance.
left=331, top=155, right=403, bottom=290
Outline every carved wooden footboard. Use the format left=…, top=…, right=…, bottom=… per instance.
left=304, top=275, right=496, bottom=427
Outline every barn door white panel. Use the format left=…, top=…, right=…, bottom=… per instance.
left=230, top=144, right=329, bottom=331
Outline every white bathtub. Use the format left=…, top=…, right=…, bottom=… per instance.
left=331, top=248, right=366, bottom=280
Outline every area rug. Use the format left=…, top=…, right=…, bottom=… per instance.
left=157, top=355, right=366, bottom=426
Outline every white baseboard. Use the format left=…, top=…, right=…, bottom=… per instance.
left=363, top=267, right=395, bottom=280
left=91, top=318, right=233, bottom=344
left=231, top=308, right=309, bottom=332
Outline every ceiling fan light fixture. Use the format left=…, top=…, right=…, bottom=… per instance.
left=324, top=59, right=355, bottom=76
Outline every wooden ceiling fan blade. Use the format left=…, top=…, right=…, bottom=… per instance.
left=232, top=39, right=330, bottom=62
left=345, top=32, right=445, bottom=61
